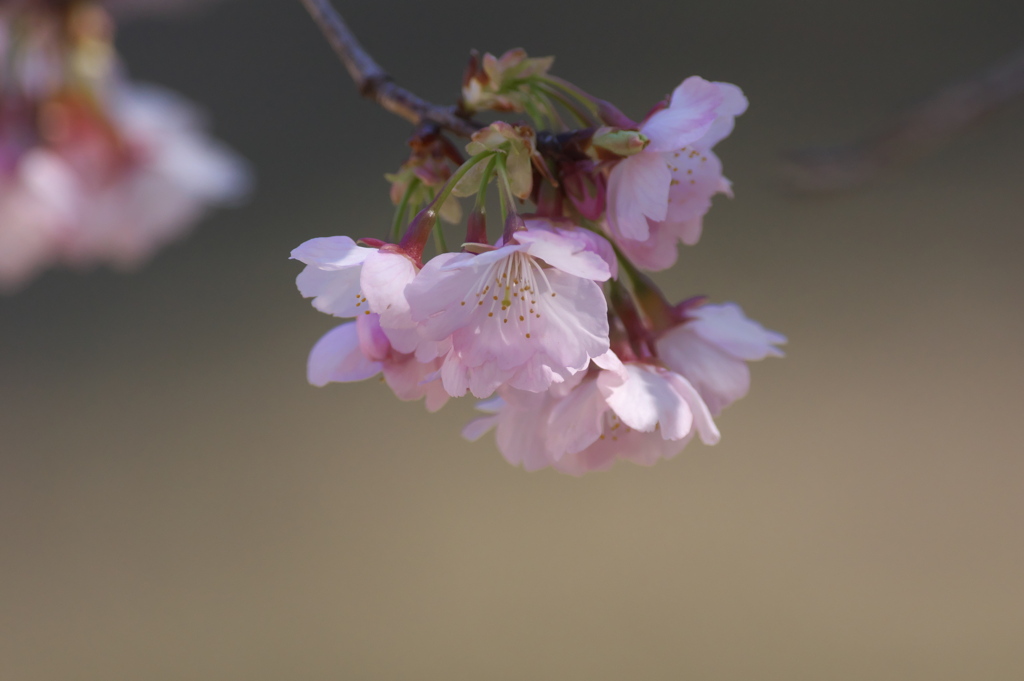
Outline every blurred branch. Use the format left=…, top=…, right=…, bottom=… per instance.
left=783, top=45, right=1024, bottom=192
left=298, top=0, right=479, bottom=137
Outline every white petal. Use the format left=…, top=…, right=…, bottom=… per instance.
left=592, top=349, right=626, bottom=376
left=602, top=364, right=687, bottom=436
left=290, top=236, right=371, bottom=270
left=296, top=265, right=365, bottom=317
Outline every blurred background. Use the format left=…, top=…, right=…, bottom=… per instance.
left=2, top=0, right=1023, bottom=679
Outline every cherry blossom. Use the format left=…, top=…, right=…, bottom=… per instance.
left=57, top=86, right=249, bottom=269
left=605, top=78, right=747, bottom=263
left=285, top=34, right=783, bottom=474
left=292, top=236, right=375, bottom=317
left=655, top=302, right=786, bottom=415
left=292, top=235, right=450, bottom=361
left=612, top=83, right=748, bottom=270
left=464, top=356, right=720, bottom=475
left=0, top=151, right=76, bottom=290
left=405, top=221, right=613, bottom=398
left=308, top=314, right=448, bottom=412
left=0, top=1, right=248, bottom=288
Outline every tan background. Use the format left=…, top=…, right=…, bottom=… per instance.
left=2, top=1, right=1023, bottom=679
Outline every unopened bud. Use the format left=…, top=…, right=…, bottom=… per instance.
left=590, top=128, right=649, bottom=158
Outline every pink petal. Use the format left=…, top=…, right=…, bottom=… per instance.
left=607, top=152, right=672, bottom=241
left=546, top=378, right=608, bottom=455
left=656, top=326, right=750, bottom=415
left=514, top=226, right=612, bottom=281
left=663, top=148, right=723, bottom=225
left=356, top=313, right=391, bottom=362
left=600, top=365, right=683, bottom=435
left=614, top=219, right=682, bottom=272
left=360, top=249, right=419, bottom=330
left=494, top=390, right=557, bottom=471
left=696, top=82, right=748, bottom=149
left=533, top=269, right=610, bottom=370
left=688, top=303, right=787, bottom=360
left=663, top=372, right=721, bottom=445
left=462, top=414, right=500, bottom=441
left=641, top=77, right=723, bottom=151
left=405, top=252, right=479, bottom=336
left=592, top=349, right=626, bottom=376
left=307, top=323, right=382, bottom=387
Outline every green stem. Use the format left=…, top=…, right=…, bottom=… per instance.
left=429, top=150, right=494, bottom=214
left=608, top=238, right=645, bottom=291
left=608, top=238, right=675, bottom=331
left=432, top=221, right=449, bottom=254
left=538, top=91, right=568, bottom=130
left=535, top=82, right=594, bottom=127
left=390, top=177, right=420, bottom=242
left=474, top=155, right=498, bottom=211
left=522, top=96, right=550, bottom=130
left=494, top=153, right=512, bottom=225
left=536, top=76, right=599, bottom=117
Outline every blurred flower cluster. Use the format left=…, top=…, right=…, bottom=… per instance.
left=0, top=0, right=247, bottom=290
left=293, top=49, right=784, bottom=474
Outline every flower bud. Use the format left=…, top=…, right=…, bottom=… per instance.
left=589, top=127, right=649, bottom=159
left=462, top=122, right=537, bottom=200
left=461, top=48, right=554, bottom=113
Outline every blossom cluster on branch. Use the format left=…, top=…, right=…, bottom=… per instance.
left=294, top=48, right=785, bottom=474
left=0, top=0, right=247, bottom=290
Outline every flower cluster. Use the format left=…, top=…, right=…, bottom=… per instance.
left=294, top=49, right=784, bottom=474
left=0, top=0, right=247, bottom=290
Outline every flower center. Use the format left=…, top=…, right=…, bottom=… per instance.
left=597, top=412, right=635, bottom=443
left=468, top=251, right=553, bottom=340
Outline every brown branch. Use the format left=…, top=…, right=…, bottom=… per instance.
left=299, top=0, right=480, bottom=138
left=783, top=45, right=1024, bottom=192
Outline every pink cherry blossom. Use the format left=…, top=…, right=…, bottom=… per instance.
left=0, top=87, right=247, bottom=286
left=622, top=85, right=747, bottom=270
left=464, top=356, right=720, bottom=475
left=461, top=390, right=562, bottom=472
left=307, top=313, right=448, bottom=412
left=0, top=5, right=248, bottom=288
left=655, top=302, right=786, bottom=415
left=0, top=150, right=76, bottom=291
left=606, top=77, right=724, bottom=242
left=292, top=235, right=449, bottom=361
left=606, top=79, right=747, bottom=268
left=405, top=221, right=613, bottom=398
left=57, top=86, right=249, bottom=269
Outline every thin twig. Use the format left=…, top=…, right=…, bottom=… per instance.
left=783, top=45, right=1024, bottom=191
left=299, top=0, right=480, bottom=138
